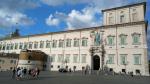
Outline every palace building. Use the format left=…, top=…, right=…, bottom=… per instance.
left=0, top=2, right=149, bottom=76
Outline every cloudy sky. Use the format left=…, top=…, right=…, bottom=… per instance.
left=0, top=0, right=150, bottom=58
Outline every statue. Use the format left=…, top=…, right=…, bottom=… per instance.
left=90, top=30, right=101, bottom=46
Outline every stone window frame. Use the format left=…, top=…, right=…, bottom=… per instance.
left=66, top=39, right=72, bottom=47
left=74, top=38, right=79, bottom=47
left=39, top=41, right=44, bottom=48
left=81, top=37, right=88, bottom=47
left=81, top=54, right=87, bottom=63
left=133, top=54, right=141, bottom=65
left=34, top=41, right=38, bottom=49
left=23, top=42, right=28, bottom=49
left=58, top=39, right=64, bottom=48
left=52, top=40, right=57, bottom=48
left=19, top=42, right=23, bottom=49
left=120, top=11, right=126, bottom=23
left=119, top=34, right=128, bottom=45
left=131, top=32, right=141, bottom=45
left=14, top=43, right=18, bottom=50
left=73, top=54, right=78, bottom=63
left=108, top=12, right=114, bottom=25
left=120, top=54, right=128, bottom=65
left=107, top=35, right=115, bottom=46
left=28, top=42, right=33, bottom=49
left=107, top=54, right=115, bottom=64
left=46, top=40, right=51, bottom=48
left=65, top=54, right=70, bottom=63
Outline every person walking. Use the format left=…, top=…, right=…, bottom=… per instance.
left=12, top=68, right=16, bottom=79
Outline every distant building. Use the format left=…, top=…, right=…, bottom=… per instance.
left=0, top=2, right=149, bottom=76
left=0, top=53, right=19, bottom=71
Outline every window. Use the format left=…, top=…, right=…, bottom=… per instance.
left=28, top=42, right=33, bottom=49
left=34, top=42, right=38, bottom=49
left=58, top=39, right=64, bottom=48
left=119, top=34, right=127, bottom=45
left=24, top=42, right=28, bottom=49
left=120, top=15, right=125, bottom=23
left=2, top=44, right=6, bottom=50
left=74, top=39, right=79, bottom=47
left=108, top=13, right=114, bottom=25
left=10, top=60, right=13, bottom=64
left=133, top=54, right=141, bottom=65
left=132, top=9, right=138, bottom=21
left=81, top=54, right=87, bottom=63
left=51, top=54, right=55, bottom=62
left=73, top=54, right=78, bottom=63
left=65, top=54, right=70, bottom=63
left=66, top=39, right=71, bottom=47
left=82, top=38, right=88, bottom=47
left=10, top=44, right=14, bottom=50
left=57, top=54, right=64, bottom=63
left=120, top=54, right=127, bottom=65
left=40, top=41, right=44, bottom=48
left=52, top=40, right=57, bottom=48
left=46, top=40, right=50, bottom=48
left=107, top=54, right=114, bottom=64
left=107, top=35, right=115, bottom=46
left=132, top=33, right=141, bottom=45
left=6, top=44, right=10, bottom=50
left=19, top=43, right=23, bottom=49
left=14, top=43, right=18, bottom=50
left=109, top=17, right=113, bottom=24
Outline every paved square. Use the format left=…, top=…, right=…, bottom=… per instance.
left=0, top=71, right=150, bottom=84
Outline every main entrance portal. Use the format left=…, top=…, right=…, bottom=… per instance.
left=93, top=55, right=100, bottom=70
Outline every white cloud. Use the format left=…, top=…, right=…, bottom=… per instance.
left=0, top=0, right=39, bottom=28
left=41, top=0, right=90, bottom=6
left=0, top=9, right=34, bottom=28
left=46, top=14, right=60, bottom=26
left=45, top=0, right=145, bottom=29
left=66, top=7, right=102, bottom=29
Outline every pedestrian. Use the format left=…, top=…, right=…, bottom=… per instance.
left=12, top=67, right=16, bottom=79
left=16, top=69, right=22, bottom=80
left=69, top=68, right=72, bottom=73
left=23, top=68, right=27, bottom=78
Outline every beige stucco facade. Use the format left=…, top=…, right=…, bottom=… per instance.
left=0, top=2, right=149, bottom=76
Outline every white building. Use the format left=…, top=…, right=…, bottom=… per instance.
left=0, top=2, right=149, bottom=76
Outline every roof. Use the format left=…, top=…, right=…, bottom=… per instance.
left=102, top=2, right=146, bottom=12
left=0, top=21, right=147, bottom=41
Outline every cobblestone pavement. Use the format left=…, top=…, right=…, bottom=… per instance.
left=0, top=71, right=150, bottom=84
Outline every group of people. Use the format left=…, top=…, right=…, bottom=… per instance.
left=12, top=67, right=40, bottom=80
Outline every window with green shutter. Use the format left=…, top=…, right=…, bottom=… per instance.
left=46, top=40, right=50, bottom=48
left=119, top=34, right=127, bottom=45
left=120, top=54, right=127, bottom=65
left=82, top=38, right=88, bottom=47
left=66, top=39, right=71, bottom=47
left=107, top=54, right=115, bottom=64
left=107, top=35, right=115, bottom=46
left=133, top=54, right=141, bottom=65
left=132, top=33, right=141, bottom=45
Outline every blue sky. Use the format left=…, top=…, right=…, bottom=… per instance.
left=0, top=0, right=150, bottom=58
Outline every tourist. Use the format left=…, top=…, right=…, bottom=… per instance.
left=12, top=67, right=16, bottom=79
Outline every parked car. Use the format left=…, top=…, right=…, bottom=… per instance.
left=58, top=68, right=68, bottom=72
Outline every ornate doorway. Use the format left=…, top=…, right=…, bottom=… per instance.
left=93, top=55, right=100, bottom=70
